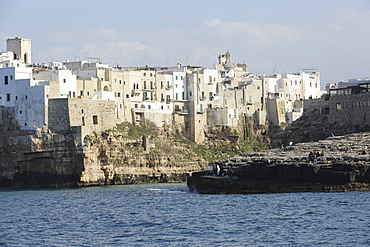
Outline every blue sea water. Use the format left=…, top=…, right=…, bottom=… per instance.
left=0, top=183, right=369, bottom=246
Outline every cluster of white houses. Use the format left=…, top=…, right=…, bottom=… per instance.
left=0, top=37, right=324, bottom=143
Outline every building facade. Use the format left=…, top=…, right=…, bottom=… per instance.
left=0, top=38, right=324, bottom=143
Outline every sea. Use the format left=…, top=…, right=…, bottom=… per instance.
left=0, top=183, right=369, bottom=246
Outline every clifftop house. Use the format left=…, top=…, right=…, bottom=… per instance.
left=0, top=37, right=324, bottom=143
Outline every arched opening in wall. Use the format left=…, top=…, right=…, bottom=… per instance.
left=14, top=53, right=17, bottom=59
left=24, top=53, right=28, bottom=63
left=103, top=86, right=109, bottom=91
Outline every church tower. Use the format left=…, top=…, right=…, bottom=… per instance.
left=6, top=37, right=31, bottom=64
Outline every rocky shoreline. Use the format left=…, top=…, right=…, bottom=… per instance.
left=187, top=132, right=370, bottom=194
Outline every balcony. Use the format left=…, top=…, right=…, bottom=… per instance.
left=175, top=108, right=188, bottom=114
left=131, top=89, right=141, bottom=95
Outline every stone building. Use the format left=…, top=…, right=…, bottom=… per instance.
left=6, top=37, right=31, bottom=64
left=0, top=38, right=325, bottom=144
left=328, top=82, right=370, bottom=127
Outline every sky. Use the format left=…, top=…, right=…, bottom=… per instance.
left=1, top=0, right=370, bottom=85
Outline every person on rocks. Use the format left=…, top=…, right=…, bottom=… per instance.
left=212, top=164, right=217, bottom=176
left=228, top=168, right=233, bottom=180
left=309, top=151, right=314, bottom=161
left=216, top=164, right=221, bottom=176
left=313, top=153, right=317, bottom=164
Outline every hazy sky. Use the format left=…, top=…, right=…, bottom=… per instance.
left=1, top=0, right=370, bottom=84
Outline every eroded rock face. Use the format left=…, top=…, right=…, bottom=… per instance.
left=0, top=129, right=84, bottom=187
left=79, top=131, right=206, bottom=186
left=0, top=126, right=207, bottom=187
left=188, top=132, right=370, bottom=194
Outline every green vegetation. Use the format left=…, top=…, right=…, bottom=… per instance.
left=116, top=121, right=157, bottom=139
left=108, top=121, right=269, bottom=163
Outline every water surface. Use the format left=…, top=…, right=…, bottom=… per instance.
left=1, top=183, right=369, bottom=246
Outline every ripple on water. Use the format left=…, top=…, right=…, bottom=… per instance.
left=0, top=185, right=370, bottom=246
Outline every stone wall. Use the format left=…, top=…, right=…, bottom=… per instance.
left=328, top=93, right=370, bottom=127
left=270, top=93, right=370, bottom=147
left=48, top=98, right=116, bottom=135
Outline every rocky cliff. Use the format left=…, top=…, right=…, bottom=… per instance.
left=187, top=132, right=370, bottom=194
left=0, top=121, right=207, bottom=187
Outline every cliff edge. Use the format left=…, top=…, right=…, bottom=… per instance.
left=187, top=132, right=370, bottom=194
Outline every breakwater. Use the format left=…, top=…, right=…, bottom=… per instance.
left=187, top=132, right=370, bottom=194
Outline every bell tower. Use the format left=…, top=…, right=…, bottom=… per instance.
left=6, top=37, right=31, bottom=64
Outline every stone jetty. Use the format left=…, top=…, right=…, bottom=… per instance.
left=187, top=132, right=370, bottom=194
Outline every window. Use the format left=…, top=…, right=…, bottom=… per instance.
left=150, top=73, right=153, bottom=77
left=161, top=81, right=163, bottom=89
left=119, top=80, right=122, bottom=84
left=126, top=94, right=129, bottom=98
left=336, top=103, right=341, bottom=111
left=175, top=76, right=178, bottom=80
left=117, top=92, right=121, bottom=97
left=114, top=79, right=117, bottom=82
left=182, top=92, right=184, bottom=100
left=175, top=93, right=178, bottom=100
left=63, top=79, right=66, bottom=83
left=81, top=109, right=84, bottom=114
left=82, top=117, right=85, bottom=126
left=80, top=91, right=83, bottom=96
left=144, top=81, right=147, bottom=89
left=6, top=93, right=10, bottom=101
left=20, top=110, right=22, bottom=114
left=93, top=115, right=98, bottom=125
left=10, top=75, right=13, bottom=80
left=4, top=76, right=8, bottom=85
left=15, top=96, right=17, bottom=100
left=143, top=73, right=146, bottom=76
